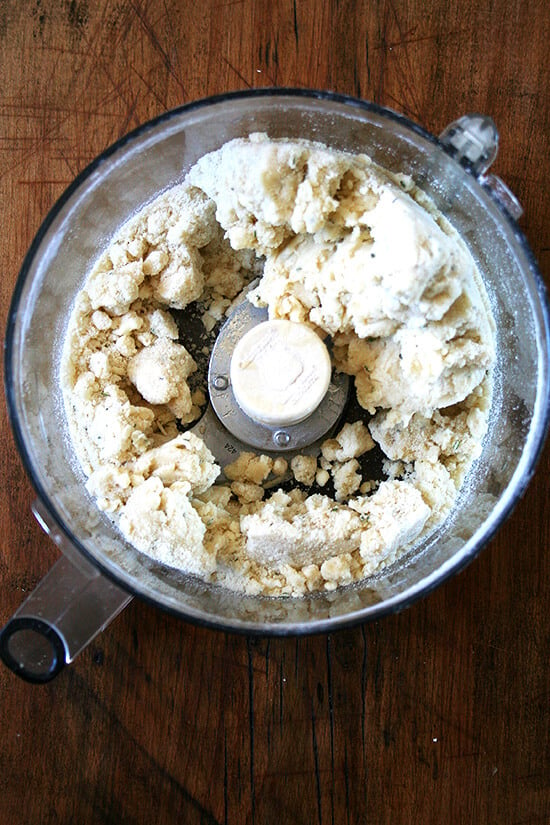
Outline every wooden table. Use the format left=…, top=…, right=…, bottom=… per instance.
left=1, top=1, right=549, bottom=822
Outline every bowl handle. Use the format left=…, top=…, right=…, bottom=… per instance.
left=0, top=499, right=132, bottom=683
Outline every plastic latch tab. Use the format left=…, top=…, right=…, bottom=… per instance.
left=440, top=113, right=523, bottom=219
left=440, top=113, right=499, bottom=177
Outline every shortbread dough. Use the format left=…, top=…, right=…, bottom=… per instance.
left=61, top=134, right=495, bottom=596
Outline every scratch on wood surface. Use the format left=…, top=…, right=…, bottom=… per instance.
left=247, top=639, right=256, bottom=824
left=384, top=92, right=425, bottom=124
left=279, top=656, right=285, bottom=729
left=264, top=638, right=270, bottom=679
left=261, top=67, right=278, bottom=86
left=376, top=2, right=388, bottom=104
left=65, top=668, right=221, bottom=825
left=16, top=179, right=74, bottom=186
left=127, top=0, right=185, bottom=98
left=0, top=135, right=55, bottom=144
left=129, top=64, right=170, bottom=109
left=0, top=5, right=148, bottom=188
left=343, top=744, right=351, bottom=825
left=118, top=87, right=142, bottom=138
left=365, top=35, right=371, bottom=85
left=354, top=63, right=362, bottom=100
left=375, top=0, right=427, bottom=121
left=326, top=635, right=336, bottom=825
left=0, top=101, right=78, bottom=115
left=360, top=625, right=368, bottom=751
left=88, top=76, right=142, bottom=136
left=31, top=43, right=90, bottom=59
left=310, top=697, right=323, bottom=825
left=386, top=1, right=425, bottom=122
left=223, top=731, right=229, bottom=825
left=97, top=61, right=143, bottom=138
left=262, top=37, right=279, bottom=85
left=398, top=686, right=482, bottom=752
left=443, top=750, right=484, bottom=760
left=0, top=103, right=122, bottom=124
left=373, top=28, right=467, bottom=51
left=222, top=57, right=253, bottom=88
left=162, top=0, right=184, bottom=91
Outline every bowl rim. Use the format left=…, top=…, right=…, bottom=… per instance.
left=5, top=87, right=550, bottom=635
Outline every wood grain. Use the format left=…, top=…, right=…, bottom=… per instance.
left=1, top=1, right=549, bottom=823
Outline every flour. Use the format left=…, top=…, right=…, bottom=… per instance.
left=61, top=134, right=495, bottom=595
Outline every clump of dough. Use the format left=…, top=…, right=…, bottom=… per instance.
left=224, top=452, right=274, bottom=485
left=318, top=421, right=376, bottom=500
left=128, top=339, right=197, bottom=422
left=321, top=421, right=375, bottom=462
left=241, top=492, right=362, bottom=570
left=241, top=479, right=430, bottom=581
left=331, top=459, right=362, bottom=501
left=87, top=261, right=146, bottom=316
left=120, top=478, right=213, bottom=575
left=349, top=481, right=431, bottom=575
left=87, top=433, right=220, bottom=574
left=62, top=134, right=496, bottom=595
left=291, top=455, right=317, bottom=486
left=333, top=291, right=494, bottom=425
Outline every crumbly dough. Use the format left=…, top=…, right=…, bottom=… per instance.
left=61, top=133, right=496, bottom=596
left=291, top=454, right=317, bottom=486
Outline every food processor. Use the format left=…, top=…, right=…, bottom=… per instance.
left=1, top=90, right=548, bottom=683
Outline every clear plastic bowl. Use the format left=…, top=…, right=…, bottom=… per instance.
left=2, top=90, right=549, bottom=680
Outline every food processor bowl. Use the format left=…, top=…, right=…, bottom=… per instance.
left=2, top=90, right=549, bottom=682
